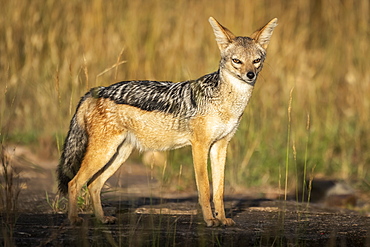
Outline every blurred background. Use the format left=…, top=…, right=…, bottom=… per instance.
left=0, top=0, right=369, bottom=201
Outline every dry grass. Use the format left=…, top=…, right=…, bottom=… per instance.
left=0, top=0, right=369, bottom=190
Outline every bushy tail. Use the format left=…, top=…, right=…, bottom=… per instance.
left=57, top=94, right=90, bottom=195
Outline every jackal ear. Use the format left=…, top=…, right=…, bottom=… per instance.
left=209, top=17, right=236, bottom=51
left=251, top=18, right=278, bottom=49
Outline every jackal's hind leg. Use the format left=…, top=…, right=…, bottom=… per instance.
left=67, top=134, right=126, bottom=225
left=88, top=141, right=133, bottom=224
left=210, top=138, right=235, bottom=226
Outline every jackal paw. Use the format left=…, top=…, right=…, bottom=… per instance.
left=205, top=218, right=222, bottom=227
left=205, top=218, right=235, bottom=227
left=99, top=216, right=117, bottom=224
left=69, top=216, right=84, bottom=225
left=220, top=218, right=236, bottom=226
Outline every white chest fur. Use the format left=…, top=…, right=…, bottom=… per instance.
left=207, top=73, right=254, bottom=141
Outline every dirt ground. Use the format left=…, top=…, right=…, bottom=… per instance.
left=1, top=146, right=370, bottom=246
left=2, top=197, right=370, bottom=246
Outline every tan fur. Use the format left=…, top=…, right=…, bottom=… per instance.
left=63, top=17, right=277, bottom=226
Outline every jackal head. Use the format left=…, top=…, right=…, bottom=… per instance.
left=209, top=17, right=277, bottom=86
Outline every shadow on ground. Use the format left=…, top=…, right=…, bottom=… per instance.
left=1, top=196, right=370, bottom=247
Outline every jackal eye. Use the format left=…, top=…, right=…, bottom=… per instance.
left=232, top=58, right=242, bottom=64
left=253, top=58, right=261, bottom=64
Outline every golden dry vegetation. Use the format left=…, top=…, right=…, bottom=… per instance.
left=1, top=0, right=369, bottom=191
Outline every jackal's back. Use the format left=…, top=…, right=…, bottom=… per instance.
left=96, top=72, right=220, bottom=118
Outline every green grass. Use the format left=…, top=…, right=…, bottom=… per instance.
left=0, top=0, right=369, bottom=193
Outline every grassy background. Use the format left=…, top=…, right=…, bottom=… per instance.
left=1, top=0, right=369, bottom=194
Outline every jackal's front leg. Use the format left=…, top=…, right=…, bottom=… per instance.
left=192, top=142, right=219, bottom=227
left=210, top=138, right=235, bottom=226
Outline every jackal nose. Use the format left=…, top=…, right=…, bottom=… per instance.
left=247, top=72, right=255, bottom=80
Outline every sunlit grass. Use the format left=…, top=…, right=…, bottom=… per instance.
left=0, top=0, right=369, bottom=194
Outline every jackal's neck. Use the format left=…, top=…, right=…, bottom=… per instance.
left=190, top=71, right=220, bottom=100
left=215, top=68, right=255, bottom=116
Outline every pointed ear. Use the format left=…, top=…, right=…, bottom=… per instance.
left=251, top=18, right=278, bottom=49
left=209, top=17, right=236, bottom=51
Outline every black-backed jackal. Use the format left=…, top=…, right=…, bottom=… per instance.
left=57, top=17, right=277, bottom=226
